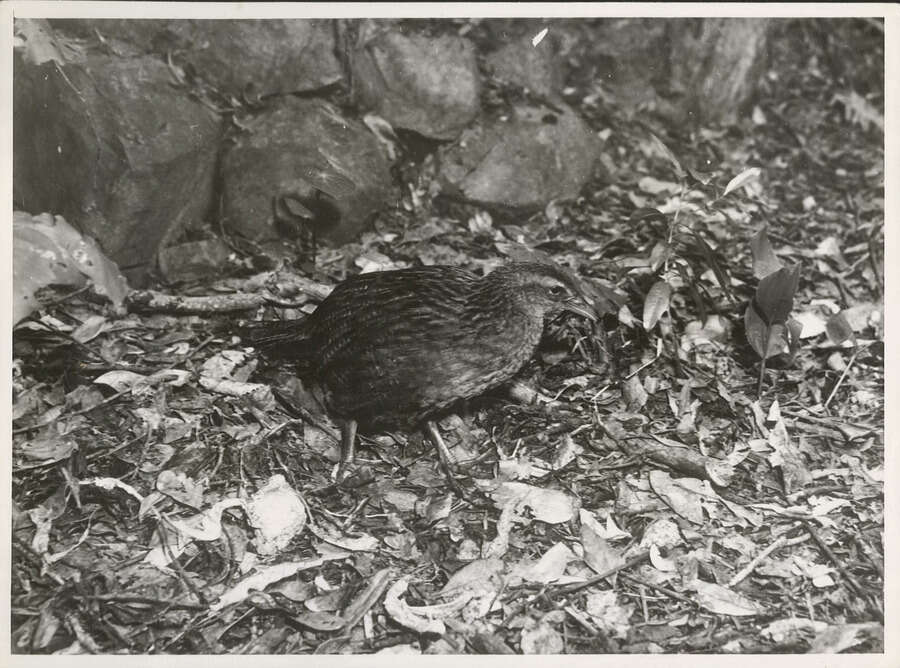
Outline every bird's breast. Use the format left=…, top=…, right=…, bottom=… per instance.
left=317, top=305, right=544, bottom=427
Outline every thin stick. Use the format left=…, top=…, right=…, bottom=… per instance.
left=823, top=346, right=861, bottom=409
left=621, top=572, right=696, bottom=607
left=803, top=520, right=863, bottom=597
left=554, top=552, right=651, bottom=595
left=757, top=352, right=768, bottom=398
left=728, top=535, right=787, bottom=587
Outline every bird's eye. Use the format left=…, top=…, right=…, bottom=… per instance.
left=548, top=284, right=567, bottom=297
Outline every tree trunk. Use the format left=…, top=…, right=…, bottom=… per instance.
left=669, top=18, right=772, bottom=125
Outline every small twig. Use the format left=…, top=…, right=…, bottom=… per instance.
left=563, top=604, right=600, bottom=635
left=757, top=351, right=768, bottom=398
left=157, top=522, right=208, bottom=606
left=497, top=585, right=546, bottom=630
left=624, top=338, right=662, bottom=380
left=126, top=274, right=332, bottom=315
left=76, top=363, right=160, bottom=375
left=554, top=552, right=651, bottom=595
left=80, top=594, right=205, bottom=610
left=278, top=408, right=339, bottom=445
left=853, top=535, right=884, bottom=580
left=823, top=346, right=861, bottom=410
left=803, top=520, right=864, bottom=597
left=728, top=535, right=788, bottom=587
left=260, top=416, right=318, bottom=443
left=183, top=333, right=218, bottom=359
left=579, top=457, right=641, bottom=473
left=779, top=409, right=875, bottom=437
left=785, top=484, right=848, bottom=504
left=126, top=290, right=266, bottom=314
left=87, top=433, right=146, bottom=462
left=41, top=284, right=92, bottom=309
left=620, top=572, right=697, bottom=607
left=159, top=611, right=211, bottom=652
left=13, top=454, right=68, bottom=473
left=340, top=497, right=372, bottom=533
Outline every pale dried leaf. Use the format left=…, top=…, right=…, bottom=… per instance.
left=693, top=579, right=765, bottom=616
left=211, top=559, right=326, bottom=611
left=723, top=167, right=761, bottom=197
left=246, top=475, right=308, bottom=556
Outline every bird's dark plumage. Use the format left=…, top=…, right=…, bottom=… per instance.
left=245, top=261, right=595, bottom=479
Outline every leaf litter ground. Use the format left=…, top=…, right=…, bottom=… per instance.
left=11, top=19, right=884, bottom=655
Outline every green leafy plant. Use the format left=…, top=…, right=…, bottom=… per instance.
left=634, top=134, right=759, bottom=347
left=743, top=258, right=802, bottom=395
left=630, top=133, right=811, bottom=399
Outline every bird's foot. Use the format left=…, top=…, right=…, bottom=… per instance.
left=425, top=421, right=488, bottom=502
left=508, top=380, right=555, bottom=406
left=335, top=460, right=353, bottom=484
left=333, top=461, right=374, bottom=488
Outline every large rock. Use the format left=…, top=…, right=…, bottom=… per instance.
left=49, top=18, right=343, bottom=97
left=14, top=44, right=222, bottom=282
left=220, top=97, right=393, bottom=245
left=47, top=18, right=174, bottom=55
left=437, top=103, right=601, bottom=210
left=351, top=25, right=480, bottom=140
left=485, top=32, right=566, bottom=100
left=158, top=239, right=233, bottom=284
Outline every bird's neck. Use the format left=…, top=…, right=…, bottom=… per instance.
left=465, top=272, right=546, bottom=349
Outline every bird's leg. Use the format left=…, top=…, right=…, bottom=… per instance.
left=508, top=380, right=555, bottom=405
left=335, top=419, right=358, bottom=483
left=424, top=421, right=490, bottom=506
left=425, top=420, right=467, bottom=495
left=424, top=420, right=456, bottom=469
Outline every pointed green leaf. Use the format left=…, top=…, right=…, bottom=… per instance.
left=745, top=304, right=790, bottom=359
left=648, top=132, right=686, bottom=179
left=691, top=231, right=735, bottom=303
left=750, top=227, right=783, bottom=279
left=643, top=280, right=672, bottom=331
left=629, top=207, right=667, bottom=224
left=786, top=318, right=803, bottom=358
left=755, top=264, right=800, bottom=325
left=825, top=312, right=854, bottom=345
left=745, top=303, right=769, bottom=359
left=723, top=167, right=762, bottom=197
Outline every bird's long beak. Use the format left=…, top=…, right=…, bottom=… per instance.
left=564, top=295, right=598, bottom=321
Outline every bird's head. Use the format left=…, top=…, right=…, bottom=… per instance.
left=488, top=262, right=598, bottom=322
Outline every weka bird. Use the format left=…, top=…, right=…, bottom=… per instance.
left=246, top=262, right=596, bottom=480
